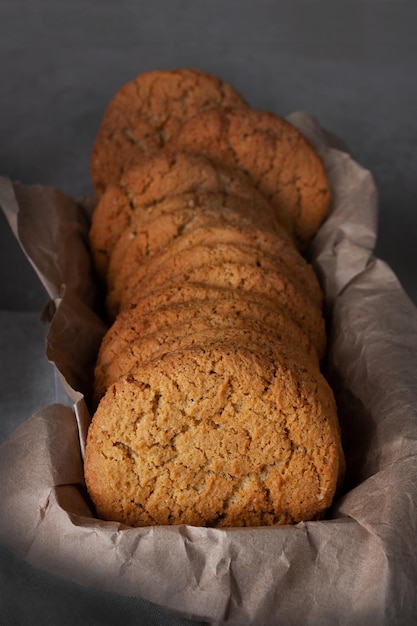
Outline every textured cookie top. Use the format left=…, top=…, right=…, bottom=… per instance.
left=108, top=233, right=318, bottom=319
left=94, top=325, right=309, bottom=405
left=125, top=259, right=326, bottom=360
left=97, top=287, right=320, bottom=370
left=84, top=345, right=344, bottom=528
left=108, top=220, right=323, bottom=318
left=168, top=106, right=331, bottom=246
left=106, top=191, right=287, bottom=306
left=93, top=298, right=320, bottom=402
left=89, top=150, right=284, bottom=281
left=91, top=68, right=248, bottom=195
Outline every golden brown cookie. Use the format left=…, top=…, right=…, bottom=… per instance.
left=110, top=236, right=321, bottom=321
left=89, top=150, right=283, bottom=281
left=84, top=344, right=344, bottom=527
left=106, top=191, right=287, bottom=308
left=97, top=291, right=319, bottom=372
left=108, top=282, right=315, bottom=326
left=91, top=68, right=248, bottom=196
left=110, top=239, right=300, bottom=318
left=123, top=258, right=326, bottom=360
left=93, top=298, right=320, bottom=402
left=94, top=326, right=311, bottom=405
left=167, top=106, right=331, bottom=246
left=108, top=221, right=323, bottom=318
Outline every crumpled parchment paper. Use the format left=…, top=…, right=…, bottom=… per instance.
left=0, top=113, right=416, bottom=625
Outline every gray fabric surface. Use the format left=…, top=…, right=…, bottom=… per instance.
left=0, top=2, right=416, bottom=624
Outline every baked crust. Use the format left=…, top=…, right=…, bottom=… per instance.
left=168, top=106, right=331, bottom=247
left=93, top=297, right=320, bottom=403
left=107, top=218, right=322, bottom=319
left=91, top=68, right=248, bottom=196
left=89, top=150, right=283, bottom=281
left=85, top=345, right=343, bottom=527
left=124, top=259, right=326, bottom=360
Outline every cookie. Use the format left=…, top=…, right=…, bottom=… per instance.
left=89, top=150, right=283, bottom=281
left=110, top=238, right=307, bottom=319
left=94, top=325, right=313, bottom=404
left=107, top=282, right=316, bottom=326
left=97, top=292, right=319, bottom=373
left=108, top=221, right=322, bottom=318
left=84, top=344, right=344, bottom=527
left=124, top=259, right=326, bottom=360
left=94, top=299, right=320, bottom=402
left=106, top=191, right=286, bottom=307
left=91, top=68, right=248, bottom=196
left=167, top=106, right=331, bottom=246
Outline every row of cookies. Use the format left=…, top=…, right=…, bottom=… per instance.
left=84, top=68, right=344, bottom=528
left=89, top=150, right=327, bottom=399
left=90, top=68, right=330, bottom=250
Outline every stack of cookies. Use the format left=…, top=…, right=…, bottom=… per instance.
left=84, top=68, right=344, bottom=528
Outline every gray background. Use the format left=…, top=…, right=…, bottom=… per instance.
left=0, top=1, right=416, bottom=624
left=1, top=0, right=416, bottom=312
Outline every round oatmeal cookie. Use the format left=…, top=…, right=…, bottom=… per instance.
left=93, top=327, right=314, bottom=406
left=110, top=239, right=320, bottom=321
left=121, top=256, right=326, bottom=359
left=108, top=221, right=322, bottom=318
left=84, top=344, right=344, bottom=527
left=167, top=106, right=331, bottom=246
left=94, top=302, right=320, bottom=402
left=106, top=191, right=287, bottom=303
left=112, top=282, right=318, bottom=327
left=114, top=244, right=322, bottom=336
left=110, top=238, right=308, bottom=318
left=96, top=294, right=319, bottom=377
left=91, top=68, right=248, bottom=196
left=89, top=150, right=283, bottom=281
